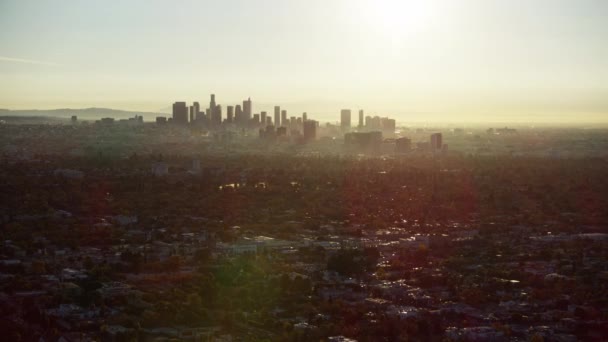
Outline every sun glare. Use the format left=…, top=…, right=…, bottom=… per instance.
left=362, top=0, right=435, bottom=39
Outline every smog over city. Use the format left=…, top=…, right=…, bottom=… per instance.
left=1, top=1, right=607, bottom=341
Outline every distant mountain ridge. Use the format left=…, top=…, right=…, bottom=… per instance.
left=0, top=107, right=165, bottom=120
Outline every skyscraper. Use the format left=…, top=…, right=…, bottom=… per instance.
left=303, top=120, right=317, bottom=142
left=208, top=94, right=219, bottom=126
left=213, top=105, right=222, bottom=125
left=358, top=110, right=364, bottom=128
left=227, top=106, right=234, bottom=123
left=274, top=106, right=281, bottom=127
left=209, top=94, right=216, bottom=112
left=303, top=112, right=307, bottom=122
left=235, top=105, right=243, bottom=124
left=430, top=133, right=443, bottom=150
left=189, top=105, right=194, bottom=123
left=341, top=109, right=352, bottom=130
left=261, top=111, right=267, bottom=125
left=243, top=97, right=252, bottom=124
left=193, top=101, right=200, bottom=120
left=172, top=102, right=188, bottom=124
left=281, top=110, right=287, bottom=127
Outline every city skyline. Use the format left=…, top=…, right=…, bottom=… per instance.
left=1, top=0, right=608, bottom=123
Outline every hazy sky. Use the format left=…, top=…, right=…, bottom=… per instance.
left=1, top=0, right=607, bottom=122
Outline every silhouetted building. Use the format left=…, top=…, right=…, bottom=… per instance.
left=235, top=105, right=243, bottom=124
left=345, top=131, right=382, bottom=153
left=358, top=110, right=364, bottom=128
left=430, top=133, right=443, bottom=150
left=382, top=118, right=396, bottom=134
left=156, top=116, right=167, bottom=124
left=189, top=105, right=195, bottom=123
left=243, top=97, right=252, bottom=124
left=172, top=102, right=188, bottom=124
left=303, top=120, right=317, bottom=142
left=227, top=106, right=234, bottom=123
left=395, top=137, right=412, bottom=153
left=193, top=101, right=200, bottom=121
left=274, top=106, right=281, bottom=127
left=261, top=111, right=267, bottom=124
left=281, top=110, right=287, bottom=127
left=213, top=105, right=222, bottom=126
left=71, top=115, right=77, bottom=124
left=209, top=94, right=216, bottom=112
left=303, top=112, right=307, bottom=122
left=341, top=109, right=351, bottom=130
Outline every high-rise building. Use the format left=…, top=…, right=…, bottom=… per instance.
left=189, top=105, right=195, bottom=123
left=172, top=102, right=188, bottom=124
left=253, top=114, right=260, bottom=125
left=193, top=102, right=200, bottom=121
left=274, top=106, right=281, bottom=127
left=227, top=106, right=234, bottom=123
left=209, top=94, right=216, bottom=112
left=430, top=133, right=443, bottom=150
left=303, top=112, right=307, bottom=122
left=303, top=120, right=317, bottom=142
left=341, top=109, right=352, bottom=130
left=358, top=110, right=364, bottom=128
left=243, top=97, right=252, bottom=124
left=261, top=111, right=267, bottom=124
left=281, top=110, right=287, bottom=127
left=235, top=105, right=243, bottom=124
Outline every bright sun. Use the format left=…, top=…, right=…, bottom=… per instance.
left=362, top=0, right=435, bottom=38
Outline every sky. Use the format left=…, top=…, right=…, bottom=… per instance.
left=1, top=0, right=607, bottom=123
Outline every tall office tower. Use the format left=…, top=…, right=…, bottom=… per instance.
left=243, top=97, right=252, bottom=124
left=189, top=106, right=195, bottom=123
left=266, top=117, right=272, bottom=126
left=193, top=102, right=200, bottom=120
left=358, top=110, right=364, bottom=128
left=235, top=105, right=243, bottom=124
left=303, top=120, right=318, bottom=142
left=227, top=106, right=234, bottom=123
left=274, top=106, right=281, bottom=127
left=209, top=94, right=216, bottom=111
left=281, top=110, right=287, bottom=127
left=430, top=133, right=443, bottom=150
left=260, top=111, right=267, bottom=124
left=302, top=112, right=307, bottom=122
left=172, top=102, right=188, bottom=124
left=213, top=105, right=222, bottom=126
left=365, top=115, right=372, bottom=128
left=253, top=114, right=260, bottom=125
left=341, top=109, right=352, bottom=130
